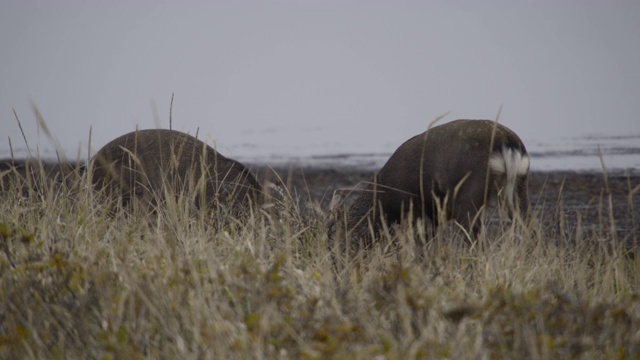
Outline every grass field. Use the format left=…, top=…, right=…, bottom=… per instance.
left=1, top=159, right=639, bottom=359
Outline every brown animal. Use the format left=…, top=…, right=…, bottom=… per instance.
left=91, top=129, right=263, bottom=213
left=329, top=119, right=530, bottom=249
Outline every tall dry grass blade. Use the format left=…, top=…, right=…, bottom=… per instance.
left=418, top=112, right=449, bottom=220
left=556, top=177, right=566, bottom=239
left=607, top=192, right=618, bottom=242
left=597, top=145, right=610, bottom=194
left=8, top=137, right=14, bottom=160
left=483, top=109, right=502, bottom=209
left=170, top=93, right=175, bottom=131
left=12, top=108, right=31, bottom=157
left=32, top=102, right=69, bottom=164
left=87, top=126, right=93, bottom=159
left=598, top=188, right=605, bottom=239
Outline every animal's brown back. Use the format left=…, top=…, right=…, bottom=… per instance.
left=376, top=120, right=527, bottom=218
left=91, top=129, right=261, bottom=210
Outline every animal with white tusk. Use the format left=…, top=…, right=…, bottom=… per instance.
left=329, top=119, right=530, bottom=249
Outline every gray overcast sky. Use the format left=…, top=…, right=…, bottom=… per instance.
left=1, top=0, right=639, bottom=163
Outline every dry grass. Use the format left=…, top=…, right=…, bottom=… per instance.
left=1, top=160, right=639, bottom=359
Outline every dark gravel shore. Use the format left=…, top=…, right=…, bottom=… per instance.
left=258, top=165, right=640, bottom=246
left=2, top=159, right=638, bottom=245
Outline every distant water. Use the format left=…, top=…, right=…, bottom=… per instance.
left=524, top=134, right=640, bottom=173
left=234, top=132, right=640, bottom=174
left=1, top=133, right=639, bottom=174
